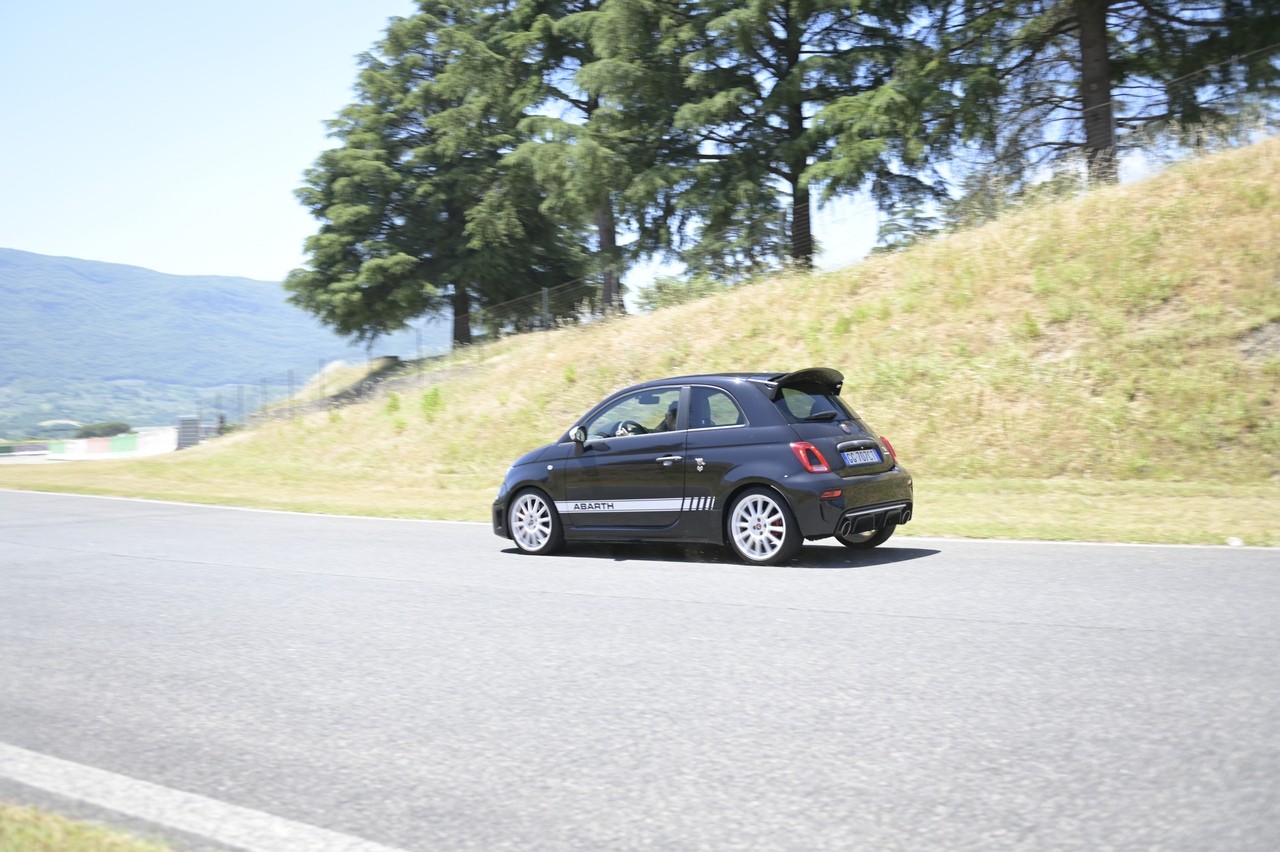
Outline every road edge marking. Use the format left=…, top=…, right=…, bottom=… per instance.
left=0, top=742, right=410, bottom=852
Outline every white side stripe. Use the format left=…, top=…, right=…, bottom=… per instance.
left=555, top=497, right=717, bottom=513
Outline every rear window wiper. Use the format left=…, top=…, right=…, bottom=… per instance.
left=803, top=410, right=839, bottom=422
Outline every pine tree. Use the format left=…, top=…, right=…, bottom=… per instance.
left=286, top=1, right=588, bottom=347
left=503, top=0, right=700, bottom=309
left=675, top=0, right=921, bottom=272
left=930, top=0, right=1280, bottom=190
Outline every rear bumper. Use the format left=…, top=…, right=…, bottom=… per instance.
left=787, top=465, right=914, bottom=539
left=837, top=501, right=913, bottom=537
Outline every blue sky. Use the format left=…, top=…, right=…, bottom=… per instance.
left=1, top=1, right=419, bottom=280
left=0, top=1, right=876, bottom=284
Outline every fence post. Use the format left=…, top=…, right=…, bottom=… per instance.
left=416, top=327, right=424, bottom=386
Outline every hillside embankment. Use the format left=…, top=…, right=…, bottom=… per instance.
left=2, top=138, right=1277, bottom=545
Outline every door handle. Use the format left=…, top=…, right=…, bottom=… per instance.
left=655, top=455, right=683, bottom=466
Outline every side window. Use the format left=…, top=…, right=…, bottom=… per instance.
left=775, top=386, right=845, bottom=422
left=584, top=387, right=682, bottom=438
left=689, top=387, right=746, bottom=429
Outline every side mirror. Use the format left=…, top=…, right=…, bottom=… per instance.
left=569, top=426, right=587, bottom=444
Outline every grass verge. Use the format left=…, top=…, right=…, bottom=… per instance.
left=0, top=802, right=170, bottom=852
left=1, top=464, right=1275, bottom=547
left=915, top=478, right=1278, bottom=546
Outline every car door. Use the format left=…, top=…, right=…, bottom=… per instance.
left=679, top=385, right=755, bottom=540
left=560, top=386, right=687, bottom=531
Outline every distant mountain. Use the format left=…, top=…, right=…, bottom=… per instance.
left=0, top=248, right=449, bottom=437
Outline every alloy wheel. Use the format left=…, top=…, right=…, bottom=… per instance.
left=728, top=489, right=800, bottom=565
left=510, top=491, right=562, bottom=554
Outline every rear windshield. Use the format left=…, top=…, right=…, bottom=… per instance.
left=771, top=384, right=851, bottom=423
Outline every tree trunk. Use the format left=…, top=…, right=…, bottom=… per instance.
left=451, top=286, right=471, bottom=347
left=1075, top=0, right=1117, bottom=184
left=790, top=181, right=813, bottom=268
left=595, top=202, right=622, bottom=312
left=783, top=8, right=813, bottom=270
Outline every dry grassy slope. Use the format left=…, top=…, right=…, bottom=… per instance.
left=462, top=137, right=1279, bottom=482
left=4, top=138, right=1276, bottom=527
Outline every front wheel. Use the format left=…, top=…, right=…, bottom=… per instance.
left=836, top=523, right=897, bottom=549
left=509, top=489, right=564, bottom=555
left=726, top=488, right=802, bottom=565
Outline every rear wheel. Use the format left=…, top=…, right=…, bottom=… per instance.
left=726, top=488, right=802, bottom=565
left=836, top=523, right=896, bottom=549
left=509, top=489, right=564, bottom=555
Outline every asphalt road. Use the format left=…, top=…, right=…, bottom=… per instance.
left=0, top=490, right=1277, bottom=851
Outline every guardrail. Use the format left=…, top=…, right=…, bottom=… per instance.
left=46, top=428, right=178, bottom=461
left=0, top=443, right=48, bottom=453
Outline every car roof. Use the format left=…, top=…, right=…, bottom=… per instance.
left=629, top=368, right=845, bottom=396
left=647, top=372, right=773, bottom=383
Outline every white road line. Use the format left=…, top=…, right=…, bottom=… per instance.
left=0, top=488, right=488, bottom=525
left=0, top=742, right=409, bottom=852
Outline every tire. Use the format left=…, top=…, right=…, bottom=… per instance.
left=509, top=489, right=565, bottom=555
left=836, top=523, right=897, bottom=549
left=726, top=487, right=802, bottom=565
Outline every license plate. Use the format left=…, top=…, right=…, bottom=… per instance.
left=842, top=448, right=881, bottom=466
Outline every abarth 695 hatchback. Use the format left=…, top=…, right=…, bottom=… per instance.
left=492, top=368, right=913, bottom=565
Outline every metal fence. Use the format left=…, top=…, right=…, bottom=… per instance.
left=473, top=274, right=615, bottom=339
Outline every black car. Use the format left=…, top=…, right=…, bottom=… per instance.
left=492, top=368, right=913, bottom=565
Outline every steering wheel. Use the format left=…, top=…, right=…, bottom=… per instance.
left=615, top=419, right=648, bottom=436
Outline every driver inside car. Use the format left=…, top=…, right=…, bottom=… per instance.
left=609, top=398, right=679, bottom=436
left=651, top=400, right=678, bottom=432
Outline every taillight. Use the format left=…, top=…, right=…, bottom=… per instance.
left=880, top=436, right=897, bottom=462
left=790, top=441, right=831, bottom=473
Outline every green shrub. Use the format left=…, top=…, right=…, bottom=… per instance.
left=636, top=274, right=728, bottom=311
left=420, top=387, right=443, bottom=421
left=76, top=421, right=131, bottom=439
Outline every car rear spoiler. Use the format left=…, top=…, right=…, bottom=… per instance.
left=754, top=367, right=845, bottom=400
